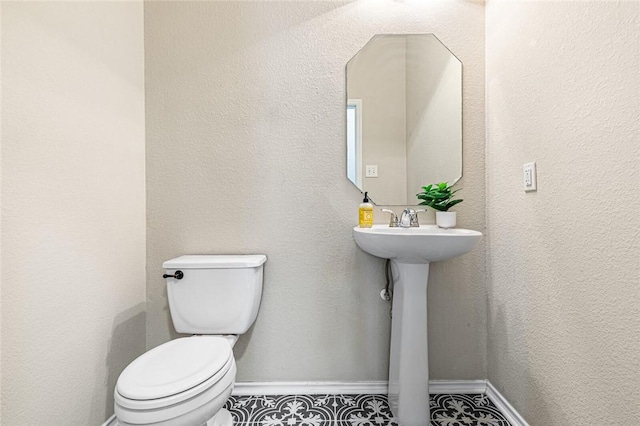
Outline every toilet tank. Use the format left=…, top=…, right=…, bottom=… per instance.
left=162, top=255, right=266, bottom=335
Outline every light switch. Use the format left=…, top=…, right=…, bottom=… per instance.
left=523, top=162, right=537, bottom=192
left=366, top=165, right=378, bottom=178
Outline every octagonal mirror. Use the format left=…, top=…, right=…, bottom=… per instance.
left=346, top=34, right=462, bottom=206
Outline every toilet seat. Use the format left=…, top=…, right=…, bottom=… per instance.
left=117, top=336, right=232, bottom=402
left=115, top=336, right=236, bottom=425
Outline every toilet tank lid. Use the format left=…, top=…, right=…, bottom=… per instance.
left=163, top=254, right=267, bottom=269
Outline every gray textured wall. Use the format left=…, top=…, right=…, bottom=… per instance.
left=486, top=1, right=640, bottom=424
left=145, top=0, right=486, bottom=382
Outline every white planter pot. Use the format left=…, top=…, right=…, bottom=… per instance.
left=436, top=211, right=457, bottom=229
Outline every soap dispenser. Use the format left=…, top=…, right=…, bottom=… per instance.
left=359, top=192, right=373, bottom=228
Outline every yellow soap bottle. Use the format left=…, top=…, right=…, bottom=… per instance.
left=359, top=192, right=373, bottom=228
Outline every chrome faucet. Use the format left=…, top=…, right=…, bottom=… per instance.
left=381, top=208, right=426, bottom=228
left=399, top=208, right=426, bottom=228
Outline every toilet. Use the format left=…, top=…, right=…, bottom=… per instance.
left=114, top=254, right=267, bottom=426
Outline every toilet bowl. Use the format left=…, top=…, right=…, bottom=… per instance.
left=114, top=255, right=266, bottom=426
left=115, top=336, right=236, bottom=426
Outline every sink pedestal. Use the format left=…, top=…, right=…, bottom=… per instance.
left=352, top=225, right=482, bottom=426
left=388, top=260, right=430, bottom=426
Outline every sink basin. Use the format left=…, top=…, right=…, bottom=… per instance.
left=353, top=224, right=482, bottom=425
left=353, top=224, right=482, bottom=263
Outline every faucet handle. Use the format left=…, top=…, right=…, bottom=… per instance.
left=413, top=209, right=427, bottom=227
left=380, top=209, right=399, bottom=227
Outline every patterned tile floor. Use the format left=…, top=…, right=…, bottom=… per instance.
left=225, top=393, right=511, bottom=426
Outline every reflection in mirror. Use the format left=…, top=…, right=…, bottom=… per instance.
left=346, top=34, right=462, bottom=205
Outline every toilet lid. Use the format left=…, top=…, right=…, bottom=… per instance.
left=116, top=336, right=232, bottom=400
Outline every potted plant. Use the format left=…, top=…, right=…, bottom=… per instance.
left=416, top=182, right=463, bottom=228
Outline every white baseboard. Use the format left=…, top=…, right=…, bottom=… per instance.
left=232, top=381, right=389, bottom=396
left=232, top=380, right=487, bottom=396
left=486, top=381, right=529, bottom=426
left=428, top=379, right=487, bottom=394
left=233, top=380, right=487, bottom=396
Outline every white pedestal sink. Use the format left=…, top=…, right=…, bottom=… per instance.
left=353, top=225, right=482, bottom=426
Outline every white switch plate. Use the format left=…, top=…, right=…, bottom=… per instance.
left=365, top=165, right=378, bottom=178
left=523, top=162, right=537, bottom=192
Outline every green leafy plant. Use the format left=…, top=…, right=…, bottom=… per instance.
left=417, top=182, right=463, bottom=212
